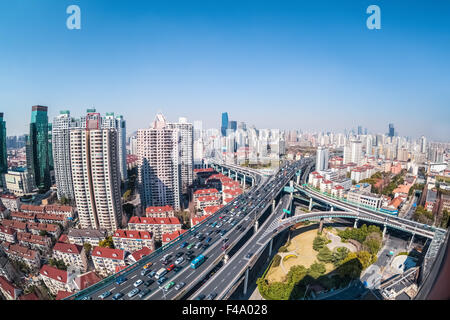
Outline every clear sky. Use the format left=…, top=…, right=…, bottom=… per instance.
left=1, top=0, right=449, bottom=140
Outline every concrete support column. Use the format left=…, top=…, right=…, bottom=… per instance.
left=330, top=206, right=334, bottom=212
left=308, top=198, right=313, bottom=211
left=354, top=219, right=359, bottom=228
left=254, top=221, right=259, bottom=232
left=243, top=175, right=246, bottom=188
left=382, top=224, right=387, bottom=239
left=296, top=174, right=300, bottom=185
left=243, top=267, right=250, bottom=296
left=272, top=200, right=276, bottom=213
left=409, top=234, right=415, bottom=249
left=268, top=238, right=273, bottom=258
left=319, top=217, right=324, bottom=234
left=228, top=170, right=231, bottom=177
left=235, top=172, right=239, bottom=181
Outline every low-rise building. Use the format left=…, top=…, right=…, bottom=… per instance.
left=17, top=232, right=52, bottom=253
left=0, top=194, right=20, bottom=212
left=202, top=205, right=224, bottom=216
left=128, top=247, right=153, bottom=263
left=35, top=213, right=67, bottom=228
left=193, top=188, right=220, bottom=203
left=0, top=275, right=21, bottom=300
left=127, top=217, right=182, bottom=241
left=0, top=205, right=10, bottom=221
left=112, top=230, right=155, bottom=253
left=191, top=215, right=208, bottom=227
left=91, top=246, right=128, bottom=276
left=222, top=189, right=243, bottom=204
left=39, top=265, right=72, bottom=295
left=145, top=205, right=175, bottom=218
left=196, top=195, right=221, bottom=211
left=27, top=222, right=61, bottom=238
left=52, top=242, right=88, bottom=272
left=161, top=229, right=187, bottom=245
left=67, top=228, right=107, bottom=247
left=44, top=205, right=75, bottom=220
left=347, top=190, right=381, bottom=210
left=1, top=242, right=41, bottom=271
left=0, top=225, right=16, bottom=243
left=1, top=219, right=27, bottom=233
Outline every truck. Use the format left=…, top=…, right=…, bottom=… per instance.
left=155, top=267, right=168, bottom=279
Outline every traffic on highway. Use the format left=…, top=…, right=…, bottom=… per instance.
left=73, top=159, right=310, bottom=300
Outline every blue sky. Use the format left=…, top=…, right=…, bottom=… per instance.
left=0, top=0, right=449, bottom=140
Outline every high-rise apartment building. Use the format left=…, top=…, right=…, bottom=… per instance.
left=70, top=112, right=122, bottom=233
left=52, top=111, right=76, bottom=200
left=27, top=106, right=51, bottom=191
left=137, top=114, right=181, bottom=211
left=102, top=113, right=127, bottom=182
left=388, top=123, right=395, bottom=138
left=168, top=117, right=193, bottom=194
left=316, top=146, right=329, bottom=171
left=0, top=113, right=7, bottom=186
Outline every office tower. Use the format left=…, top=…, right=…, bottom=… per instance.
left=228, top=120, right=237, bottom=132
left=48, top=123, right=54, bottom=171
left=0, top=113, right=7, bottom=184
left=221, top=112, right=229, bottom=136
left=27, top=105, right=51, bottom=191
left=388, top=123, right=395, bottom=138
left=137, top=113, right=181, bottom=211
left=357, top=126, right=363, bottom=136
left=168, top=117, right=194, bottom=194
left=52, top=111, right=76, bottom=200
left=316, top=146, right=329, bottom=171
left=70, top=112, right=122, bottom=232
left=364, top=128, right=368, bottom=135
left=102, top=113, right=127, bottom=182
left=238, top=122, right=246, bottom=130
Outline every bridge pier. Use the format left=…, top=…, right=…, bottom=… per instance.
left=408, top=234, right=415, bottom=249
left=308, top=198, right=313, bottom=211
left=318, top=218, right=324, bottom=234
left=254, top=221, right=259, bottom=232
left=272, top=200, right=276, bottom=213
left=353, top=219, right=359, bottom=229
left=330, top=205, right=334, bottom=212
left=242, top=175, right=246, bottom=188
left=235, top=172, right=238, bottom=181
left=243, top=267, right=249, bottom=296
left=382, top=225, right=387, bottom=239
left=296, top=174, right=300, bottom=185
left=268, top=238, right=273, bottom=260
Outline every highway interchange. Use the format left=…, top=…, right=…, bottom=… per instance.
left=74, top=159, right=310, bottom=300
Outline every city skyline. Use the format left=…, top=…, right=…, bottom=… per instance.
left=1, top=0, right=449, bottom=140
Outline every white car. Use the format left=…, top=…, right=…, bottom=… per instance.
left=128, top=288, right=140, bottom=298
left=175, top=257, right=184, bottom=265
left=134, top=279, right=143, bottom=287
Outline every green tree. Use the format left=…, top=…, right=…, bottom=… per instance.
left=363, top=232, right=382, bottom=255
left=317, top=246, right=333, bottom=263
left=99, top=236, right=114, bottom=249
left=313, top=235, right=327, bottom=251
left=356, top=251, right=373, bottom=270
left=39, top=230, right=48, bottom=237
left=332, top=247, right=349, bottom=267
left=123, top=189, right=132, bottom=201
left=83, top=243, right=92, bottom=255
left=308, top=261, right=326, bottom=279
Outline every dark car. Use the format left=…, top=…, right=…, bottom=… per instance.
left=112, top=292, right=124, bottom=300
left=186, top=250, right=194, bottom=255
left=175, top=252, right=184, bottom=258
left=187, top=255, right=195, bottom=261
left=202, top=244, right=209, bottom=250
left=173, top=266, right=182, bottom=273
left=115, top=277, right=127, bottom=285
left=144, top=279, right=155, bottom=287
left=138, top=289, right=151, bottom=298
left=194, top=294, right=206, bottom=300
left=245, top=252, right=253, bottom=259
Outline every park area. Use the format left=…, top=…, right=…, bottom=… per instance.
left=257, top=222, right=383, bottom=300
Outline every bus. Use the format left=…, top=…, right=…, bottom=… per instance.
left=190, top=254, right=206, bottom=269
left=155, top=267, right=168, bottom=279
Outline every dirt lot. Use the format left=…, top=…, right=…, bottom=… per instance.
left=266, top=224, right=334, bottom=283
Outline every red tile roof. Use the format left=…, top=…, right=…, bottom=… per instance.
left=161, top=229, right=186, bottom=243
left=58, top=234, right=69, bottom=243
left=191, top=215, right=208, bottom=226
left=75, top=271, right=102, bottom=291
left=194, top=168, right=215, bottom=173
left=130, top=247, right=154, bottom=261
left=197, top=195, right=221, bottom=202
left=0, top=276, right=20, bottom=299
left=128, top=216, right=181, bottom=225
left=45, top=205, right=73, bottom=213
left=113, top=229, right=153, bottom=240
left=91, top=246, right=125, bottom=260
left=1, top=219, right=27, bottom=231
left=56, top=290, right=72, bottom=300
left=203, top=205, right=224, bottom=214
left=40, top=265, right=68, bottom=284
left=53, top=242, right=83, bottom=255
left=193, top=188, right=219, bottom=195
left=20, top=204, right=45, bottom=213
left=10, top=211, right=36, bottom=220
left=18, top=293, right=39, bottom=300
left=0, top=225, right=16, bottom=236
left=145, top=205, right=174, bottom=214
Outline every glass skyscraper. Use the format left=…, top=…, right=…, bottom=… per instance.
left=28, top=105, right=51, bottom=191
left=388, top=123, right=395, bottom=138
left=221, top=112, right=229, bottom=136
